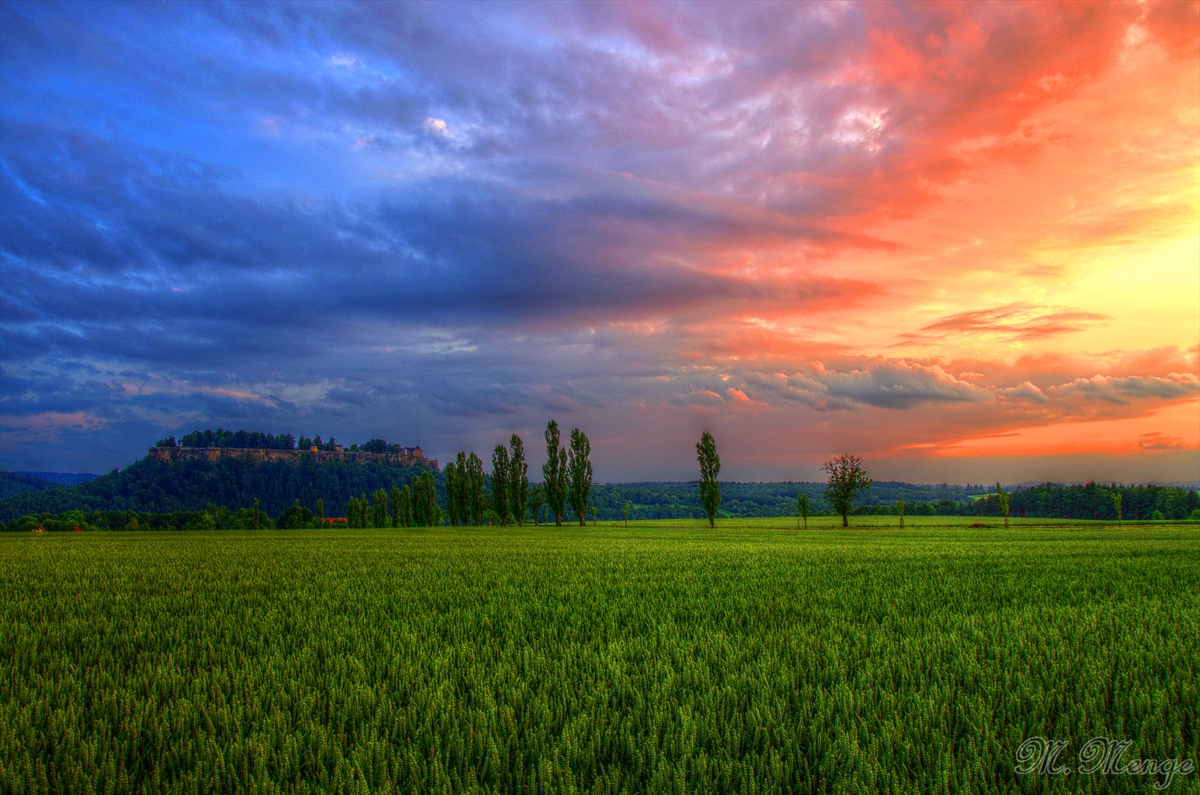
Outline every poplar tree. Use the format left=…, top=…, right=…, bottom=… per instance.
left=453, top=452, right=471, bottom=525
left=696, top=432, right=721, bottom=528
left=373, top=488, right=388, bottom=528
left=466, top=453, right=485, bottom=526
left=567, top=428, right=592, bottom=527
left=508, top=434, right=528, bottom=526
left=390, top=487, right=402, bottom=527
left=797, top=494, right=809, bottom=529
left=397, top=485, right=413, bottom=528
left=543, top=421, right=568, bottom=526
left=491, top=445, right=511, bottom=525
left=444, top=462, right=460, bottom=526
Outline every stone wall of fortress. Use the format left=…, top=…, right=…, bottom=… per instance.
left=149, top=446, right=439, bottom=470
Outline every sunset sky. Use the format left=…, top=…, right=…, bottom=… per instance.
left=1, top=1, right=1197, bottom=482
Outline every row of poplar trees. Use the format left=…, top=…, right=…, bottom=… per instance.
left=443, top=420, right=593, bottom=527
left=345, top=471, right=440, bottom=528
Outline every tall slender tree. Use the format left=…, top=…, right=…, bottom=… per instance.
left=412, top=473, right=442, bottom=526
left=508, top=434, right=529, bottom=526
left=396, top=485, right=413, bottom=528
left=797, top=493, right=809, bottom=530
left=696, top=432, right=721, bottom=528
left=390, top=486, right=402, bottom=527
left=996, top=482, right=1011, bottom=529
left=444, top=462, right=460, bottom=526
left=465, top=453, right=485, bottom=526
left=373, top=488, right=388, bottom=528
left=491, top=444, right=511, bottom=525
left=567, top=428, right=592, bottom=527
left=543, top=421, right=568, bottom=526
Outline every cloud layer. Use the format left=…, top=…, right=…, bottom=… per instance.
left=1, top=1, right=1197, bottom=481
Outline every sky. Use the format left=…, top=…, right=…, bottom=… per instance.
left=1, top=0, right=1198, bottom=483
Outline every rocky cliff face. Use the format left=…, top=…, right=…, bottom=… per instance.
left=149, top=446, right=438, bottom=470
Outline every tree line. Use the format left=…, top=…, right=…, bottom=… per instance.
left=6, top=425, right=1198, bottom=528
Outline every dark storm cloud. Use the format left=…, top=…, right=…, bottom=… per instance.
left=1, top=1, right=1194, bottom=475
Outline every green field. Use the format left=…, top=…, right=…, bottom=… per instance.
left=2, top=522, right=1198, bottom=794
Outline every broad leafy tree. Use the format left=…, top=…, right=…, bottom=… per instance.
left=528, top=484, right=545, bottom=526
left=696, top=432, right=721, bottom=528
left=823, top=455, right=872, bottom=527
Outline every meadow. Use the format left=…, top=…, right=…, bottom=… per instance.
left=2, top=520, right=1197, bottom=794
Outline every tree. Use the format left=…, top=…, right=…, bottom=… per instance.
left=528, top=484, right=545, bottom=526
left=589, top=506, right=597, bottom=526
left=797, top=494, right=809, bottom=529
left=623, top=502, right=631, bottom=527
left=823, top=455, right=872, bottom=527
left=444, top=462, right=460, bottom=526
left=543, top=421, right=568, bottom=526
left=896, top=499, right=906, bottom=529
left=253, top=497, right=260, bottom=530
left=316, top=498, right=324, bottom=520
left=412, top=472, right=441, bottom=527
left=465, top=453, right=484, bottom=526
left=396, top=485, right=413, bottom=528
left=508, top=435, right=528, bottom=526
left=996, top=482, right=1011, bottom=530
left=1112, top=491, right=1123, bottom=526
left=567, top=428, right=592, bottom=527
left=696, top=432, right=721, bottom=528
left=280, top=499, right=313, bottom=529
left=372, top=488, right=388, bottom=528
left=390, top=487, right=402, bottom=527
left=491, top=445, right=511, bottom=525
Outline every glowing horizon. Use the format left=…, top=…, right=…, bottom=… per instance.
left=1, top=1, right=1197, bottom=483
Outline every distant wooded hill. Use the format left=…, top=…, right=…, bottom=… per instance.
left=0, top=471, right=99, bottom=500
left=0, top=457, right=433, bottom=522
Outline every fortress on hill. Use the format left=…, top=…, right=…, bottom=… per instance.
left=149, top=445, right=439, bottom=470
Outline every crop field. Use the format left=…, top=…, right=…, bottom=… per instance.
left=2, top=523, right=1198, bottom=794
